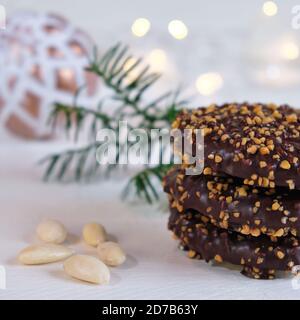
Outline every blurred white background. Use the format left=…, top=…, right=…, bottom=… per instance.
left=2, top=1, right=300, bottom=300
left=2, top=0, right=300, bottom=107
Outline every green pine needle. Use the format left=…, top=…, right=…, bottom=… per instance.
left=122, top=164, right=172, bottom=204
left=41, top=43, right=187, bottom=204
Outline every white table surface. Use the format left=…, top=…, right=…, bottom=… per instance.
left=1, top=132, right=300, bottom=300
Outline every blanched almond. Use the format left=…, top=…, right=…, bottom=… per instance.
left=82, top=223, right=106, bottom=246
left=18, top=244, right=74, bottom=265
left=63, top=255, right=110, bottom=284
left=97, top=241, right=126, bottom=266
left=36, top=219, right=67, bottom=244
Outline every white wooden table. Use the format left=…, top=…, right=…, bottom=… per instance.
left=0, top=130, right=299, bottom=300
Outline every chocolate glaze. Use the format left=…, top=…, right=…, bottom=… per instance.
left=168, top=206, right=300, bottom=279
left=164, top=167, right=300, bottom=237
left=173, top=103, right=300, bottom=190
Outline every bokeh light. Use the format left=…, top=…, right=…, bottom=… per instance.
left=168, top=20, right=188, bottom=40
left=281, top=42, right=299, bottom=60
left=195, top=72, right=223, bottom=96
left=262, top=1, right=278, bottom=17
left=123, top=57, right=139, bottom=83
left=123, top=57, right=138, bottom=71
left=131, top=18, right=151, bottom=37
left=147, top=49, right=167, bottom=72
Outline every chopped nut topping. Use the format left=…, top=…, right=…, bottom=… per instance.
left=257, top=257, right=264, bottom=264
left=247, top=145, right=257, bottom=154
left=280, top=160, right=291, bottom=170
left=233, top=212, right=240, bottom=218
left=271, top=202, right=280, bottom=211
left=259, top=161, right=267, bottom=168
left=187, top=250, right=196, bottom=258
left=273, top=228, right=284, bottom=237
left=174, top=103, right=300, bottom=191
left=236, top=187, right=247, bottom=197
left=286, top=179, right=295, bottom=189
left=214, top=155, right=223, bottom=163
left=259, top=147, right=270, bottom=155
left=276, top=251, right=285, bottom=259
left=203, top=167, right=212, bottom=175
left=214, top=254, right=223, bottom=263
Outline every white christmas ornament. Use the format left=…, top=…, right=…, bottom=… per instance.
left=0, top=11, right=99, bottom=139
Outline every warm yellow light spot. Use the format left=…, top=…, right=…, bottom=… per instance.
left=131, top=18, right=151, bottom=37
left=168, top=20, right=188, bottom=40
left=123, top=57, right=138, bottom=71
left=262, top=1, right=278, bottom=16
left=195, top=73, right=223, bottom=96
left=147, top=49, right=167, bottom=72
left=281, top=42, right=299, bottom=60
left=123, top=57, right=139, bottom=83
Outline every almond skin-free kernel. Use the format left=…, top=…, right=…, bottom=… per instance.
left=18, top=244, right=74, bottom=265
left=97, top=241, right=126, bottom=267
left=82, top=223, right=107, bottom=247
left=63, top=254, right=110, bottom=284
left=36, top=219, right=67, bottom=244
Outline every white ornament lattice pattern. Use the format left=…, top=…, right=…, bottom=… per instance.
left=0, top=11, right=100, bottom=138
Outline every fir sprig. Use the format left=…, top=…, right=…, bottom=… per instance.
left=122, top=164, right=173, bottom=204
left=41, top=43, right=186, bottom=203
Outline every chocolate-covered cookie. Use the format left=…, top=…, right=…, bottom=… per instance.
left=169, top=206, right=300, bottom=279
left=173, top=103, right=300, bottom=190
left=163, top=167, right=300, bottom=238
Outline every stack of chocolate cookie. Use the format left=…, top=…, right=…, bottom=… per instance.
left=163, top=103, right=300, bottom=279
